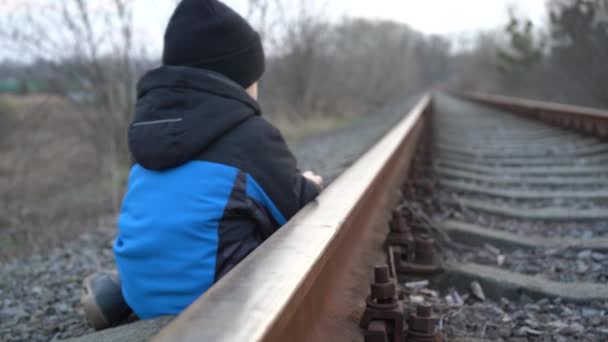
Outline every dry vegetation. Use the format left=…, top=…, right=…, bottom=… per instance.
left=0, top=95, right=113, bottom=259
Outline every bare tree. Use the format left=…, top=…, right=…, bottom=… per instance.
left=243, top=0, right=334, bottom=118
left=244, top=0, right=447, bottom=121
left=0, top=0, right=139, bottom=208
left=447, top=32, right=504, bottom=93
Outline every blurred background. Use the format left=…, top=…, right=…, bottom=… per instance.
left=0, top=0, right=606, bottom=259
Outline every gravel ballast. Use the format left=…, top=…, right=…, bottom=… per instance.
left=402, top=281, right=608, bottom=342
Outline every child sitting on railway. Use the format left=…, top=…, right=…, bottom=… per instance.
left=81, top=0, right=323, bottom=329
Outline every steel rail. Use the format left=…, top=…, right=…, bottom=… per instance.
left=463, top=93, right=608, bottom=139
left=151, top=95, right=432, bottom=342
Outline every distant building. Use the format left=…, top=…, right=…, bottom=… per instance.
left=0, top=77, right=47, bottom=95
left=0, top=77, right=19, bottom=93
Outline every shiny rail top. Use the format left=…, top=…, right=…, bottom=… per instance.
left=151, top=95, right=432, bottom=342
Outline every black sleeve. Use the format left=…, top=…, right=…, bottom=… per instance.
left=243, top=118, right=321, bottom=219
left=200, top=116, right=321, bottom=220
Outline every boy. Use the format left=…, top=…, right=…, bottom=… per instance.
left=82, top=0, right=323, bottom=329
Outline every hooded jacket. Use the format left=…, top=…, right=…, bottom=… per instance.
left=114, top=66, right=320, bottom=319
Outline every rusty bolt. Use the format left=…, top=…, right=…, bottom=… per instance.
left=375, top=265, right=390, bottom=283
left=417, top=304, right=432, bottom=318
left=389, top=212, right=409, bottom=234
left=365, top=321, right=390, bottom=342
left=360, top=265, right=405, bottom=342
left=387, top=211, right=415, bottom=256
left=371, top=282, right=396, bottom=302
left=414, top=235, right=436, bottom=266
left=408, top=303, right=440, bottom=337
left=370, top=266, right=396, bottom=303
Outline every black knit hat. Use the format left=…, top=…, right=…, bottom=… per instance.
left=163, top=0, right=265, bottom=88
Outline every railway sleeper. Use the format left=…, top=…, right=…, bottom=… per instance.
left=441, top=196, right=608, bottom=221
left=438, top=178, right=608, bottom=200
left=437, top=219, right=608, bottom=253
left=435, top=166, right=608, bottom=187
left=436, top=159, right=608, bottom=177
left=436, top=152, right=608, bottom=167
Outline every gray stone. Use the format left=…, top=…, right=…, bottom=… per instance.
left=509, top=338, right=528, bottom=342
left=519, top=326, right=543, bottom=336
left=578, top=250, right=593, bottom=259
left=562, top=307, right=573, bottom=316
left=470, top=281, right=486, bottom=301
left=498, top=326, right=512, bottom=338
left=547, top=320, right=568, bottom=330
left=525, top=304, right=541, bottom=312
left=524, top=319, right=540, bottom=328
left=577, top=260, right=590, bottom=274
left=582, top=308, right=601, bottom=318
left=537, top=298, right=550, bottom=306
left=560, top=322, right=585, bottom=336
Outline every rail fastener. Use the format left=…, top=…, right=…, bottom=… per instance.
left=406, top=304, right=441, bottom=342
left=387, top=212, right=442, bottom=275
left=359, top=265, right=442, bottom=342
left=360, top=265, right=406, bottom=342
left=386, top=211, right=416, bottom=262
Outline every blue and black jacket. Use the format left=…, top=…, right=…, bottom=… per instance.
left=114, top=66, right=321, bottom=319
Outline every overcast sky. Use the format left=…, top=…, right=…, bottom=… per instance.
left=0, top=0, right=549, bottom=60
left=137, top=0, right=548, bottom=53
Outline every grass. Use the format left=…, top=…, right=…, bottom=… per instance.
left=0, top=94, right=115, bottom=260
left=52, top=178, right=114, bottom=208
left=0, top=231, right=24, bottom=260
left=0, top=97, right=16, bottom=144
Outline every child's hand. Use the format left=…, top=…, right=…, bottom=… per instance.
left=303, top=171, right=324, bottom=189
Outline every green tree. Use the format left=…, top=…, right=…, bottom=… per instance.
left=548, top=0, right=608, bottom=106
left=497, top=15, right=544, bottom=75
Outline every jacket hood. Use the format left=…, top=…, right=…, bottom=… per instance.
left=129, top=66, right=260, bottom=171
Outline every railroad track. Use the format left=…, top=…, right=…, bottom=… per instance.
left=395, top=95, right=608, bottom=341
left=68, top=94, right=608, bottom=342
